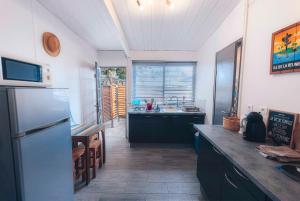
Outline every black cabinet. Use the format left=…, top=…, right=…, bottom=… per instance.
left=222, top=172, right=256, bottom=201
left=129, top=113, right=205, bottom=144
left=197, top=133, right=270, bottom=201
left=224, top=160, right=266, bottom=201
left=197, top=135, right=224, bottom=201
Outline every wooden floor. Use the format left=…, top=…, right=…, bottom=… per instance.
left=75, top=119, right=207, bottom=201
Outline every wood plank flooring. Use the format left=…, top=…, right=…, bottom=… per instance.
left=75, top=119, right=207, bottom=201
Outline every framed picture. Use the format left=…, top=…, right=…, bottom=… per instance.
left=270, top=22, right=300, bottom=74
left=267, top=109, right=299, bottom=147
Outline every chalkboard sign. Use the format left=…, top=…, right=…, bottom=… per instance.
left=267, top=110, right=298, bottom=146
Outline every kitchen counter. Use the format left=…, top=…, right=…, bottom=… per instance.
left=128, top=109, right=205, bottom=115
left=128, top=111, right=205, bottom=144
left=194, top=125, right=300, bottom=201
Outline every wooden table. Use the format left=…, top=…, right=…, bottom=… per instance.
left=72, top=125, right=105, bottom=185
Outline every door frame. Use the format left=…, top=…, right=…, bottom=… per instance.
left=212, top=38, right=243, bottom=125
left=99, top=66, right=127, bottom=127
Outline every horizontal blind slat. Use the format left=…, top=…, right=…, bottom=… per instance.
left=133, top=62, right=195, bottom=102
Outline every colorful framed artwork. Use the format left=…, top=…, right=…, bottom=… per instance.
left=270, top=22, right=300, bottom=74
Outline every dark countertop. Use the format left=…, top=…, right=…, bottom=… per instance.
left=193, top=125, right=300, bottom=201
left=128, top=109, right=206, bottom=115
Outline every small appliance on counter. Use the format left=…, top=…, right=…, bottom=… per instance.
left=241, top=112, right=266, bottom=142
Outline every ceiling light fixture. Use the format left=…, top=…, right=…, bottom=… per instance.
left=166, top=0, right=174, bottom=8
left=136, top=0, right=174, bottom=10
left=136, top=0, right=144, bottom=10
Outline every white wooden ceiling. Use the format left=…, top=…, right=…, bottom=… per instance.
left=38, top=0, right=241, bottom=51
left=112, top=0, right=241, bottom=51
left=37, top=0, right=123, bottom=50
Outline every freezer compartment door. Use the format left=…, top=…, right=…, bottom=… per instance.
left=13, top=121, right=74, bottom=201
left=8, top=88, right=70, bottom=136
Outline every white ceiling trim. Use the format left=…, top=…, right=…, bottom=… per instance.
left=104, top=0, right=130, bottom=56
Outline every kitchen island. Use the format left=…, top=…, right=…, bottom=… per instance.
left=194, top=125, right=300, bottom=201
left=128, top=110, right=205, bottom=144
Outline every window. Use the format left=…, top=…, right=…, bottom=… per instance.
left=133, top=62, right=196, bottom=104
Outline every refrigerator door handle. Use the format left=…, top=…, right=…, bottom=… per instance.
left=14, top=118, right=69, bottom=138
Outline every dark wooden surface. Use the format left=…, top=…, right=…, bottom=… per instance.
left=194, top=125, right=300, bottom=201
left=75, top=120, right=206, bottom=201
left=72, top=126, right=105, bottom=185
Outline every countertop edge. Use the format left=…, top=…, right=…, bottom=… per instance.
left=128, top=111, right=206, bottom=115
left=194, top=124, right=281, bottom=201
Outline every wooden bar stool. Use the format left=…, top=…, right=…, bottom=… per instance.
left=72, top=147, right=86, bottom=190
left=89, top=133, right=103, bottom=179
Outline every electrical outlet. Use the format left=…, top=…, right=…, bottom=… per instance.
left=259, top=106, right=268, bottom=116
left=247, top=105, right=253, bottom=113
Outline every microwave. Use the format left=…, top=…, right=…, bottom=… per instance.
left=0, top=57, right=52, bottom=87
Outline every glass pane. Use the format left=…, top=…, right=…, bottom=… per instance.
left=3, top=58, right=42, bottom=82
left=134, top=64, right=164, bottom=100
left=133, top=62, right=195, bottom=105
left=164, top=63, right=194, bottom=104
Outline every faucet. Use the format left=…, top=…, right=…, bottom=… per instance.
left=169, top=96, right=179, bottom=108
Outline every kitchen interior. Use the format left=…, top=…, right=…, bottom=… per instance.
left=0, top=0, right=300, bottom=201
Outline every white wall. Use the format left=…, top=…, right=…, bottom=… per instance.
left=196, top=0, right=300, bottom=124
left=130, top=51, right=198, bottom=62
left=240, top=0, right=300, bottom=120
left=195, top=0, right=246, bottom=123
left=0, top=0, right=98, bottom=125
left=98, top=50, right=127, bottom=67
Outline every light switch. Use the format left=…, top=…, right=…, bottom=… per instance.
left=247, top=105, right=253, bottom=113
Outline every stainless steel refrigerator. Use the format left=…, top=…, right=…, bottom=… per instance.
left=0, top=88, right=74, bottom=201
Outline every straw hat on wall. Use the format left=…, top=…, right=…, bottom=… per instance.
left=42, top=32, right=61, bottom=57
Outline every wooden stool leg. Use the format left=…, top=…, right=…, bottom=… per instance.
left=90, top=149, right=96, bottom=179
left=101, top=130, right=106, bottom=163
left=81, top=155, right=86, bottom=183
left=98, top=144, right=103, bottom=168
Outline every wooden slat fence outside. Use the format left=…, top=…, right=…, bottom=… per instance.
left=102, top=84, right=126, bottom=127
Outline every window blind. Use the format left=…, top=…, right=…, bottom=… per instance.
left=133, top=62, right=195, bottom=104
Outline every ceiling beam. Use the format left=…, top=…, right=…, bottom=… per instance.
left=104, top=0, right=130, bottom=57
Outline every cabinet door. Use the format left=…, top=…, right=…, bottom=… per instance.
left=170, top=115, right=188, bottom=143
left=160, top=115, right=171, bottom=143
left=146, top=115, right=167, bottom=143
left=222, top=173, right=256, bottom=201
left=129, top=115, right=146, bottom=143
left=197, top=135, right=225, bottom=201
left=225, top=161, right=266, bottom=201
left=190, top=115, right=205, bottom=124
left=187, top=115, right=205, bottom=143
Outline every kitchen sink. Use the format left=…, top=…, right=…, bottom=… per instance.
left=161, top=108, right=183, bottom=113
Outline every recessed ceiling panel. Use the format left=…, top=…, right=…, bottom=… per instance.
left=112, top=0, right=241, bottom=51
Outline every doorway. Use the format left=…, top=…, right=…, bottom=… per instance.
left=213, top=39, right=243, bottom=125
left=100, top=67, right=126, bottom=128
